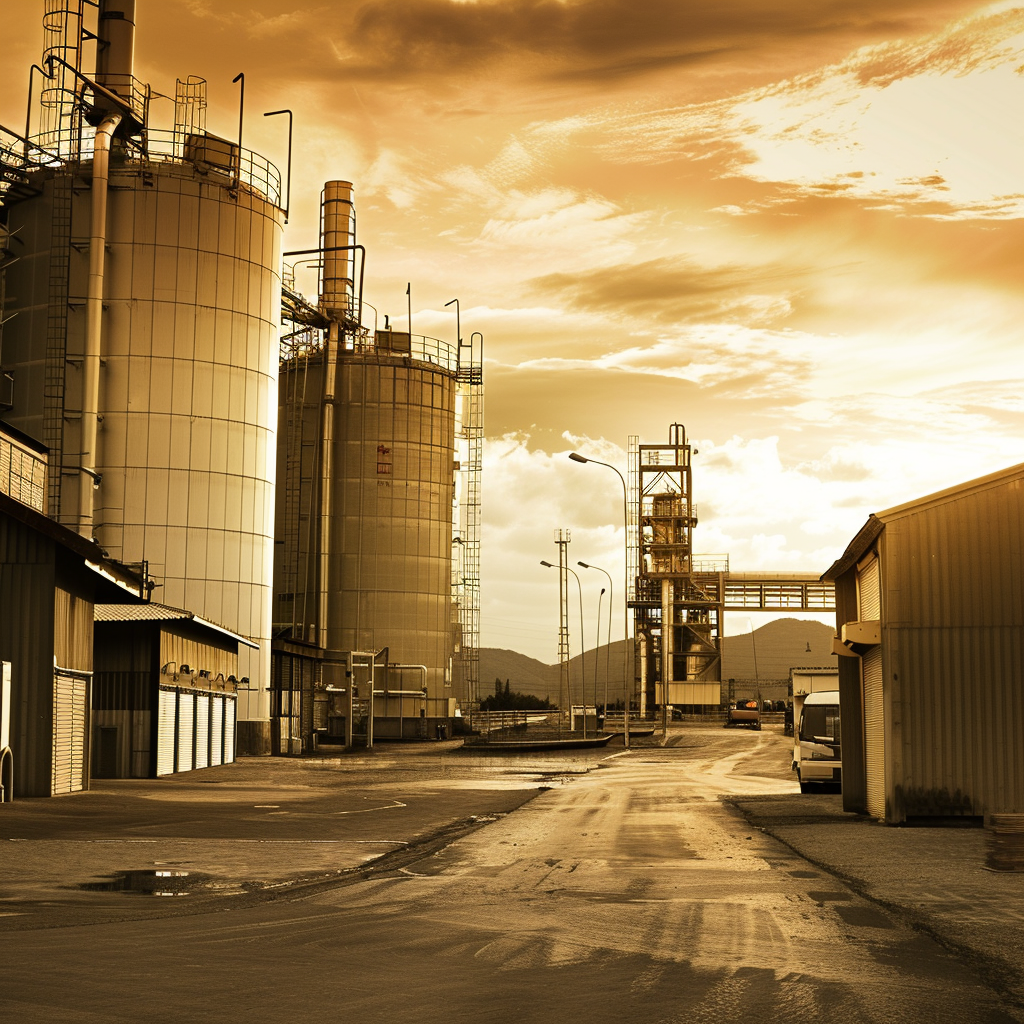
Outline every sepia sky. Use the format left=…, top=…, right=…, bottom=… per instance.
left=3, top=1, right=1022, bottom=662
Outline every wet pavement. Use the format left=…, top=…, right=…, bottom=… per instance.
left=0, top=726, right=1021, bottom=1022
left=0, top=741, right=607, bottom=927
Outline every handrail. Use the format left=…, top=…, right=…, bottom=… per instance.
left=4, top=124, right=282, bottom=208
left=0, top=746, right=13, bottom=803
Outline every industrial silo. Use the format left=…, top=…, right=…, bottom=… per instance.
left=273, top=182, right=480, bottom=749
left=328, top=329, right=457, bottom=692
left=0, top=2, right=283, bottom=752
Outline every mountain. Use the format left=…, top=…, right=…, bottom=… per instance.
left=721, top=618, right=837, bottom=680
left=479, top=617, right=837, bottom=704
left=477, top=648, right=558, bottom=703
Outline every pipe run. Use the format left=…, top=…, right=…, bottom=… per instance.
left=79, top=113, right=122, bottom=539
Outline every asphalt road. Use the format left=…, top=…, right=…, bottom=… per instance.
left=1, top=727, right=1021, bottom=1023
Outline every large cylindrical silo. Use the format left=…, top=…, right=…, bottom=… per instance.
left=328, top=346, right=456, bottom=701
left=2, top=5, right=283, bottom=752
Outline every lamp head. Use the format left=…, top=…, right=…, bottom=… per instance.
left=568, top=452, right=588, bottom=464
left=578, top=560, right=590, bottom=568
left=539, top=560, right=553, bottom=568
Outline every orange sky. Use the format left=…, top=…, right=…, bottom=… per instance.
left=3, top=1, right=1022, bottom=661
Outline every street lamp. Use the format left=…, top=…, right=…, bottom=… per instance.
left=579, top=561, right=613, bottom=716
left=568, top=452, right=631, bottom=747
left=596, top=587, right=605, bottom=725
left=540, top=559, right=588, bottom=737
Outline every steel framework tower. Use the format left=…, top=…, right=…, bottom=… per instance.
left=629, top=424, right=723, bottom=712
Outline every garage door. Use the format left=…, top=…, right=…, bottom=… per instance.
left=195, top=694, right=210, bottom=769
left=52, top=670, right=89, bottom=795
left=210, top=696, right=224, bottom=767
left=157, top=689, right=177, bottom=776
left=176, top=691, right=194, bottom=772
left=862, top=646, right=885, bottom=819
left=224, top=698, right=236, bottom=764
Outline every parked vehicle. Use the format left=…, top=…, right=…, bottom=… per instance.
left=793, top=689, right=841, bottom=792
left=725, top=699, right=761, bottom=730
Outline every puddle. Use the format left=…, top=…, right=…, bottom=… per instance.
left=80, top=870, right=209, bottom=897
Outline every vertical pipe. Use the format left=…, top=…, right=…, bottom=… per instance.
left=79, top=113, right=122, bottom=538
left=95, top=0, right=137, bottom=102
left=318, top=320, right=338, bottom=650
left=318, top=181, right=354, bottom=650
left=321, top=181, right=354, bottom=319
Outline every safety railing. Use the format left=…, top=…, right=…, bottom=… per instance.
left=5, top=125, right=282, bottom=208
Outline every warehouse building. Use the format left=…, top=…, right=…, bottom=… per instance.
left=823, top=463, right=1024, bottom=824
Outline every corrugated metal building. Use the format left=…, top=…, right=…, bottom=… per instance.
left=0, top=486, right=145, bottom=797
left=93, top=603, right=255, bottom=778
left=823, top=463, right=1024, bottom=824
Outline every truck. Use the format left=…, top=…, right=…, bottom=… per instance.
left=725, top=698, right=761, bottom=730
left=793, top=689, right=841, bottom=792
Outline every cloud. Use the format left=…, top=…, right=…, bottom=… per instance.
left=532, top=255, right=799, bottom=325
left=587, top=5, right=1024, bottom=217
left=475, top=187, right=648, bottom=269
left=334, top=0, right=985, bottom=86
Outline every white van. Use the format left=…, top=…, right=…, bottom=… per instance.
left=793, top=689, right=841, bottom=793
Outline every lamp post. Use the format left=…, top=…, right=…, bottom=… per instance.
left=569, top=453, right=631, bottom=747
left=596, top=587, right=605, bottom=727
left=578, top=561, right=613, bottom=716
left=540, top=559, right=588, bottom=737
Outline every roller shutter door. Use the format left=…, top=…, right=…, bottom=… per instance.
left=224, top=698, right=236, bottom=764
left=857, top=555, right=885, bottom=817
left=157, top=689, right=177, bottom=776
left=863, top=646, right=885, bottom=818
left=176, top=692, right=195, bottom=772
left=195, top=694, right=210, bottom=769
left=210, top=697, right=224, bottom=766
left=52, top=671, right=88, bottom=795
left=857, top=556, right=880, bottom=620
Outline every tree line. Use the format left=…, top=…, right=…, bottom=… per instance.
left=478, top=678, right=555, bottom=712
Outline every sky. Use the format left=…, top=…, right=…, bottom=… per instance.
left=3, top=1, right=1022, bottom=662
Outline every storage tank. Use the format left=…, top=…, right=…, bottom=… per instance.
left=1, top=3, right=283, bottom=751
left=328, top=335, right=457, bottom=694
left=273, top=182, right=461, bottom=747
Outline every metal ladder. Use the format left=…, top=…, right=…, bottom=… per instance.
left=43, top=172, right=73, bottom=520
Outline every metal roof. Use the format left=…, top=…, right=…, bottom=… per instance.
left=875, top=461, right=1024, bottom=523
left=820, top=516, right=884, bottom=582
left=94, top=603, right=259, bottom=648
left=820, top=461, right=1024, bottom=582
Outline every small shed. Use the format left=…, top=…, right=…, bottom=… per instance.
left=93, top=604, right=258, bottom=778
left=823, top=463, right=1023, bottom=823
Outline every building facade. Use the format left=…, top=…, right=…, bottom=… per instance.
left=824, top=463, right=1024, bottom=823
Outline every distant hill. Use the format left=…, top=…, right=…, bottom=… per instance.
left=477, top=648, right=558, bottom=704
left=480, top=617, right=837, bottom=704
left=721, top=618, right=837, bottom=680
